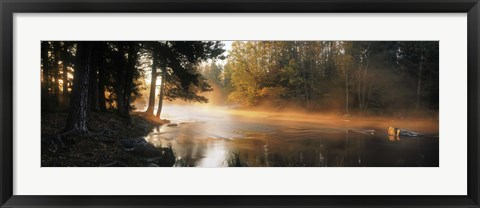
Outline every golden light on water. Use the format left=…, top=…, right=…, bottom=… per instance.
left=197, top=140, right=228, bottom=167
left=140, top=104, right=439, bottom=167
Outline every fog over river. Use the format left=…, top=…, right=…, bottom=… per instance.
left=143, top=105, right=439, bottom=167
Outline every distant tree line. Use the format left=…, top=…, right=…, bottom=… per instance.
left=41, top=41, right=224, bottom=133
left=213, top=41, right=438, bottom=116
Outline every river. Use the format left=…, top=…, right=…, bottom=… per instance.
left=143, top=105, right=439, bottom=167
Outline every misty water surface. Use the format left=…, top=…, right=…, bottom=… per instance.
left=144, top=105, right=439, bottom=167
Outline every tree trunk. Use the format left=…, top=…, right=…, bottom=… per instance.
left=357, top=44, right=371, bottom=110
left=114, top=45, right=127, bottom=117
left=345, top=65, right=349, bottom=114
left=53, top=42, right=61, bottom=98
left=64, top=42, right=93, bottom=133
left=116, top=84, right=125, bottom=116
left=145, top=50, right=158, bottom=115
left=88, top=56, right=100, bottom=112
left=301, top=44, right=309, bottom=105
left=97, top=60, right=107, bottom=112
left=61, top=57, right=69, bottom=108
left=155, top=69, right=166, bottom=118
left=361, top=58, right=370, bottom=109
left=121, top=42, right=137, bottom=117
left=41, top=41, right=50, bottom=108
left=416, top=67, right=423, bottom=109
left=357, top=70, right=362, bottom=109
left=416, top=47, right=424, bottom=109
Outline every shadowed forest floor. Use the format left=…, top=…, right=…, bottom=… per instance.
left=41, top=112, right=173, bottom=167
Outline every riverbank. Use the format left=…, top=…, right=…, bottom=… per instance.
left=41, top=112, right=173, bottom=167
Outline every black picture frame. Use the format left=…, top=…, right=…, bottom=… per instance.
left=1, top=0, right=479, bottom=207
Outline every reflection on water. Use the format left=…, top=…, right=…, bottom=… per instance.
left=145, top=105, right=439, bottom=167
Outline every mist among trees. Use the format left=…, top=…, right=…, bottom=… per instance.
left=202, top=41, right=438, bottom=116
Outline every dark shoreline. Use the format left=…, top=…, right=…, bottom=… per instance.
left=41, top=112, right=174, bottom=167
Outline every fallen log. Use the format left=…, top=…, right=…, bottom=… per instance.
left=388, top=126, right=422, bottom=137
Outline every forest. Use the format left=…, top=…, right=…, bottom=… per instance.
left=41, top=41, right=439, bottom=167
left=201, top=41, right=439, bottom=116
left=42, top=41, right=224, bottom=133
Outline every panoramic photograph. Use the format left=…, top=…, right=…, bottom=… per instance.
left=41, top=41, right=439, bottom=167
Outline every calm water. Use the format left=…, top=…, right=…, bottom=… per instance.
left=144, top=105, right=439, bottom=167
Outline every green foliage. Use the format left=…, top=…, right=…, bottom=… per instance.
left=42, top=41, right=225, bottom=115
left=202, top=62, right=223, bottom=86
left=223, top=41, right=439, bottom=115
left=147, top=41, right=225, bottom=103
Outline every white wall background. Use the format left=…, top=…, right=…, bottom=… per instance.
left=13, top=13, right=467, bottom=195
